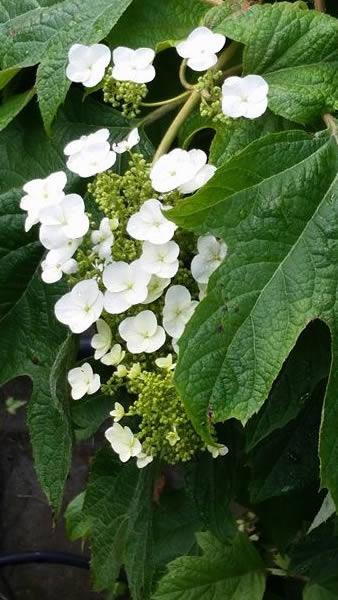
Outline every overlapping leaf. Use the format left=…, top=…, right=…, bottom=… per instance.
left=170, top=127, right=338, bottom=504
left=0, top=0, right=133, bottom=129
left=217, top=3, right=338, bottom=123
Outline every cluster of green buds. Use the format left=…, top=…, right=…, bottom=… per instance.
left=103, top=68, right=148, bottom=118
left=196, top=70, right=228, bottom=123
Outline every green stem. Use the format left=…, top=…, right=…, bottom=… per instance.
left=152, top=90, right=200, bottom=163
left=222, top=63, right=243, bottom=78
left=214, top=41, right=240, bottom=72
left=140, top=91, right=190, bottom=107
left=136, top=95, right=189, bottom=128
left=179, top=60, right=194, bottom=90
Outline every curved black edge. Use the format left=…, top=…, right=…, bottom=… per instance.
left=0, top=552, right=89, bottom=570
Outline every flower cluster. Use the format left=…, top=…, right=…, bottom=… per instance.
left=19, top=22, right=268, bottom=471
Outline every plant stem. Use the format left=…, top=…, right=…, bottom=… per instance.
left=222, top=63, right=243, bottom=78
left=323, top=113, right=338, bottom=142
left=152, top=91, right=200, bottom=162
left=179, top=60, right=194, bottom=90
left=214, top=42, right=239, bottom=72
left=314, top=0, right=326, bottom=10
left=141, top=91, right=190, bottom=107
left=136, top=95, right=189, bottom=128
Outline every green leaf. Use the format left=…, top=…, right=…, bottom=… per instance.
left=169, top=127, right=338, bottom=504
left=0, top=0, right=134, bottom=130
left=303, top=581, right=338, bottom=600
left=0, top=87, right=35, bottom=132
left=246, top=320, right=330, bottom=451
left=152, top=532, right=266, bottom=600
left=308, top=492, right=336, bottom=533
left=217, top=3, right=338, bottom=123
left=65, top=492, right=92, bottom=541
left=248, top=382, right=323, bottom=503
left=107, top=0, right=208, bottom=51
left=0, top=90, right=139, bottom=511
left=0, top=67, right=19, bottom=90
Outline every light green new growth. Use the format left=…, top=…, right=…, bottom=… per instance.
left=128, top=369, right=206, bottom=463
left=103, top=68, right=148, bottom=118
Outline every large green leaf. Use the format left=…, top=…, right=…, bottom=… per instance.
left=0, top=0, right=133, bottom=130
left=169, top=127, right=338, bottom=503
left=217, top=3, right=338, bottom=123
left=0, top=90, right=140, bottom=511
left=152, top=532, right=266, bottom=600
left=108, top=0, right=208, bottom=51
left=0, top=87, right=35, bottom=132
left=84, top=449, right=202, bottom=598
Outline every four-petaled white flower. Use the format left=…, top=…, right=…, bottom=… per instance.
left=221, top=75, right=269, bottom=119
left=176, top=26, right=225, bottom=72
left=136, top=452, right=153, bottom=469
left=91, top=319, right=112, bottom=360
left=191, top=235, right=228, bottom=284
left=68, top=362, right=101, bottom=400
left=103, top=260, right=150, bottom=314
left=163, top=285, right=198, bottom=339
left=178, top=150, right=216, bottom=195
left=142, top=275, right=170, bottom=304
left=64, top=129, right=116, bottom=178
left=110, top=402, right=125, bottom=422
left=101, top=343, right=126, bottom=366
left=150, top=148, right=215, bottom=194
left=66, top=43, right=111, bottom=87
left=105, top=423, right=142, bottom=462
left=91, top=217, right=114, bottom=259
left=112, top=128, right=140, bottom=154
left=207, top=444, right=229, bottom=459
left=55, top=279, right=104, bottom=333
left=20, top=171, right=67, bottom=232
left=112, top=47, right=156, bottom=83
left=41, top=239, right=80, bottom=284
left=139, top=240, right=179, bottom=279
left=127, top=199, right=177, bottom=244
left=119, top=310, right=165, bottom=354
left=39, top=194, right=89, bottom=249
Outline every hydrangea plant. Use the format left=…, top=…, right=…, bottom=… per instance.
left=1, top=0, right=338, bottom=598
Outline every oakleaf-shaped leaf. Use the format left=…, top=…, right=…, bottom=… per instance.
left=152, top=532, right=266, bottom=600
left=0, top=0, right=133, bottom=130
left=217, top=3, right=338, bottom=123
left=169, top=127, right=338, bottom=504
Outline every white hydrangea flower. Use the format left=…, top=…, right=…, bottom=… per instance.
left=151, top=148, right=214, bottom=194
left=112, top=128, right=140, bottom=154
left=41, top=239, right=81, bottom=284
left=207, top=444, right=229, bottom=459
left=139, top=240, right=179, bottom=279
left=155, top=354, right=176, bottom=371
left=142, top=275, right=170, bottom=304
left=127, top=199, right=177, bottom=245
left=20, top=171, right=67, bottom=232
left=101, top=343, right=126, bottom=366
left=178, top=151, right=216, bottom=194
left=68, top=362, right=101, bottom=400
left=91, top=319, right=112, bottom=360
left=64, top=129, right=116, bottom=178
left=221, top=75, right=269, bottom=119
left=105, top=422, right=142, bottom=462
left=191, top=235, right=228, bottom=284
left=163, top=285, right=198, bottom=339
left=55, top=279, right=104, bottom=333
left=39, top=194, right=89, bottom=249
left=112, top=47, right=155, bottom=83
left=119, top=310, right=166, bottom=354
left=176, top=26, right=225, bottom=72
left=91, top=217, right=114, bottom=259
left=66, top=43, right=111, bottom=87
left=110, top=402, right=125, bottom=422
left=103, top=260, right=150, bottom=314
left=136, top=452, right=153, bottom=469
